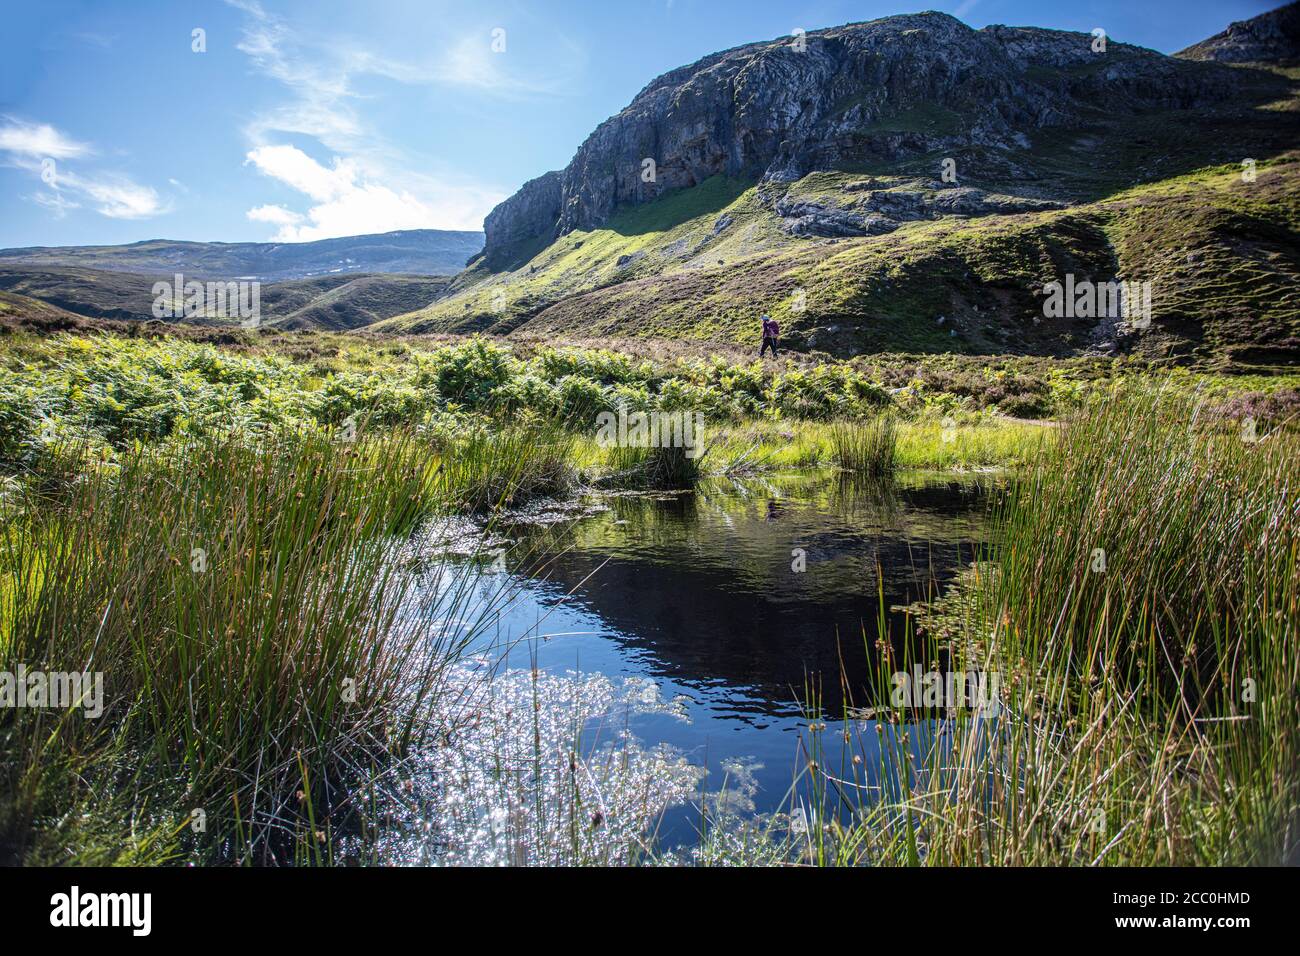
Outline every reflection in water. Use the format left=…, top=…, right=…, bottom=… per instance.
left=422, top=469, right=993, bottom=834
left=495, top=471, right=990, bottom=719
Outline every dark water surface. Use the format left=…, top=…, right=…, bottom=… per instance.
left=436, top=469, right=992, bottom=840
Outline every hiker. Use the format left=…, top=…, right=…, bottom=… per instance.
left=760, top=314, right=780, bottom=358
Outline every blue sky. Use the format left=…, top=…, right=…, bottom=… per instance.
left=0, top=0, right=1285, bottom=248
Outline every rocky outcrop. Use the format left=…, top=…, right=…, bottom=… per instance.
left=479, top=171, right=562, bottom=266
left=1176, top=2, right=1299, bottom=64
left=480, top=11, right=1243, bottom=262
left=775, top=183, right=1065, bottom=238
left=775, top=200, right=883, bottom=238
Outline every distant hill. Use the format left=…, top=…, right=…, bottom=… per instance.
left=258, top=273, right=454, bottom=330
left=0, top=264, right=451, bottom=331
left=0, top=290, right=88, bottom=327
left=0, top=229, right=483, bottom=282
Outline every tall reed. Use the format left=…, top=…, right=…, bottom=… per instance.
left=601, top=443, right=705, bottom=489
left=0, top=427, right=495, bottom=863
left=776, top=386, right=1298, bottom=865
left=431, top=422, right=578, bottom=510
left=829, top=415, right=897, bottom=477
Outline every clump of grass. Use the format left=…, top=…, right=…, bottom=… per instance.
left=432, top=423, right=578, bottom=511
left=0, top=427, right=495, bottom=864
left=989, top=385, right=1296, bottom=705
left=601, top=443, right=706, bottom=489
left=715, top=384, right=1298, bottom=866
left=829, top=415, right=897, bottom=477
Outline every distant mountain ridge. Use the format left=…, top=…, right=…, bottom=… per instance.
left=1176, top=1, right=1299, bottom=64
left=0, top=229, right=484, bottom=282
left=0, top=264, right=452, bottom=331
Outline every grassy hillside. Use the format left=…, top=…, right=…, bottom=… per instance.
left=378, top=155, right=1300, bottom=367
left=378, top=58, right=1299, bottom=368
left=0, top=266, right=450, bottom=331
left=0, top=264, right=163, bottom=321
left=0, top=291, right=89, bottom=326
left=257, top=274, right=451, bottom=330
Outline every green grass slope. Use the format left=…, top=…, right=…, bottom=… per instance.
left=378, top=156, right=1299, bottom=367
left=0, top=266, right=451, bottom=331
left=0, top=290, right=91, bottom=326
left=258, top=274, right=451, bottom=330
left=377, top=61, right=1299, bottom=368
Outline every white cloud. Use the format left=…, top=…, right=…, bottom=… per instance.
left=246, top=203, right=303, bottom=227
left=31, top=191, right=80, bottom=218
left=63, top=171, right=165, bottom=219
left=349, top=34, right=575, bottom=97
left=229, top=2, right=364, bottom=150
left=0, top=118, right=90, bottom=159
left=245, top=145, right=356, bottom=202
left=229, top=1, right=574, bottom=138
left=244, top=144, right=502, bottom=239
left=0, top=118, right=167, bottom=221
left=431, top=35, right=508, bottom=91
left=226, top=2, right=571, bottom=238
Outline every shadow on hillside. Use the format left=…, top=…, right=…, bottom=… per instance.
left=603, top=174, right=753, bottom=237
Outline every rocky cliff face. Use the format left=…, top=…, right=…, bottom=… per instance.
left=481, top=172, right=561, bottom=262
left=481, top=11, right=1242, bottom=263
left=1176, top=1, right=1299, bottom=64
